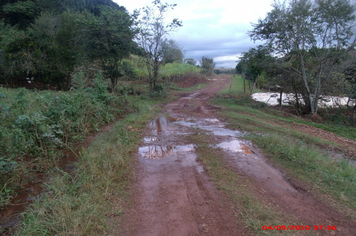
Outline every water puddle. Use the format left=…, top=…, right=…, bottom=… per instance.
left=139, top=144, right=194, bottom=160
left=139, top=115, right=204, bottom=173
left=218, top=140, right=253, bottom=155
left=176, top=119, right=243, bottom=137
left=149, top=116, right=177, bottom=135
left=144, top=137, right=158, bottom=142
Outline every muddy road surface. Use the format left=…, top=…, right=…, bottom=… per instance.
left=121, top=74, right=356, bottom=235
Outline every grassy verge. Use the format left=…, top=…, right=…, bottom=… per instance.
left=251, top=134, right=356, bottom=216
left=212, top=75, right=356, bottom=218
left=217, top=75, right=356, bottom=141
left=218, top=75, right=262, bottom=94
left=12, top=75, right=211, bottom=235
left=14, top=98, right=163, bottom=235
left=190, top=131, right=305, bottom=235
left=0, top=72, right=136, bottom=207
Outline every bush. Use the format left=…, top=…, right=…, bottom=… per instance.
left=0, top=72, right=135, bottom=205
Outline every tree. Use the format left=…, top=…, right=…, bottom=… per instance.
left=0, top=0, right=136, bottom=89
left=135, top=0, right=182, bottom=93
left=250, top=0, right=356, bottom=114
left=161, top=39, right=183, bottom=64
left=2, top=1, right=39, bottom=29
left=200, top=56, right=215, bottom=75
left=87, top=5, right=134, bottom=90
left=236, top=45, right=274, bottom=81
left=184, top=58, right=197, bottom=66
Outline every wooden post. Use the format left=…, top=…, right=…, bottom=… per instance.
left=279, top=89, right=283, bottom=107
left=243, top=79, right=246, bottom=94
left=229, top=83, right=232, bottom=94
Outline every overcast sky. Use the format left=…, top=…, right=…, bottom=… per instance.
left=113, top=0, right=274, bottom=68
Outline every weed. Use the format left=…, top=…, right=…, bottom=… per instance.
left=213, top=75, right=356, bottom=217
left=252, top=134, right=356, bottom=213
left=16, top=98, right=163, bottom=235
left=190, top=131, right=302, bottom=235
left=0, top=70, right=137, bottom=204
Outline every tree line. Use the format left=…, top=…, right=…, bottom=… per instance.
left=0, top=0, right=197, bottom=92
left=237, top=0, right=356, bottom=119
left=0, top=0, right=141, bottom=89
left=0, top=0, right=217, bottom=94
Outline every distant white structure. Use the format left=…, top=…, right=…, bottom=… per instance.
left=251, top=92, right=355, bottom=108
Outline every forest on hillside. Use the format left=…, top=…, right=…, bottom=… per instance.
left=0, top=0, right=141, bottom=90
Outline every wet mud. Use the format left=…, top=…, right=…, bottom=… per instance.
left=133, top=115, right=242, bottom=235
left=123, top=76, right=246, bottom=235
left=126, top=74, right=356, bottom=235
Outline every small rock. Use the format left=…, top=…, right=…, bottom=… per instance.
left=165, top=201, right=170, bottom=204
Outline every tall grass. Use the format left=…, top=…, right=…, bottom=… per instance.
left=15, top=98, right=162, bottom=235
left=123, top=55, right=200, bottom=83
left=160, top=62, right=200, bottom=82
left=0, top=71, right=136, bottom=207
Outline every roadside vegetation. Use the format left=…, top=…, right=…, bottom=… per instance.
left=15, top=98, right=163, bottom=235
left=213, top=75, right=356, bottom=220
left=0, top=72, right=136, bottom=207
left=190, top=131, right=303, bottom=235
left=237, top=0, right=356, bottom=120
left=0, top=0, right=205, bottom=216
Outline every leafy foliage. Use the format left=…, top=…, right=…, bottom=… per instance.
left=236, top=45, right=275, bottom=82
left=135, top=0, right=182, bottom=93
left=2, top=1, right=39, bottom=29
left=161, top=39, right=184, bottom=64
left=249, top=0, right=356, bottom=114
left=200, top=56, right=215, bottom=75
left=184, top=58, right=197, bottom=66
left=0, top=73, right=135, bottom=206
left=0, top=0, right=135, bottom=89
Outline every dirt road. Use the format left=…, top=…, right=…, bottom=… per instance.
left=120, top=74, right=356, bottom=235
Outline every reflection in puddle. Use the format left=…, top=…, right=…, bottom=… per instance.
left=149, top=116, right=176, bottom=135
left=139, top=144, right=195, bottom=160
left=177, top=120, right=243, bottom=137
left=205, top=118, right=219, bottom=123
left=218, top=140, right=253, bottom=155
left=144, top=137, right=157, bottom=142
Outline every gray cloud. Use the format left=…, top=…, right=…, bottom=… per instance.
left=115, top=0, right=274, bottom=68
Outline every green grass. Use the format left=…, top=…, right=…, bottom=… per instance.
left=293, top=119, right=356, bottom=140
left=217, top=75, right=356, bottom=141
left=0, top=74, right=136, bottom=207
left=251, top=134, right=356, bottom=217
left=212, top=76, right=356, bottom=218
left=219, top=75, right=262, bottom=94
left=15, top=98, right=163, bottom=235
left=190, top=131, right=305, bottom=235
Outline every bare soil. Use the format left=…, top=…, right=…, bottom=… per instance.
left=118, top=75, right=356, bottom=235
